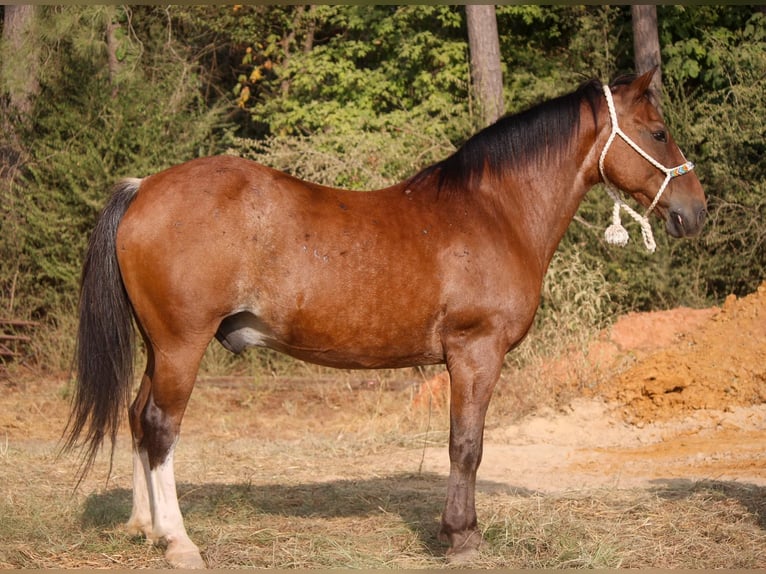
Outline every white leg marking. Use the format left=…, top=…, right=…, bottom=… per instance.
left=145, top=441, right=205, bottom=568
left=126, top=446, right=153, bottom=539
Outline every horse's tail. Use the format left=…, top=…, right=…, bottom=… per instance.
left=62, top=178, right=142, bottom=480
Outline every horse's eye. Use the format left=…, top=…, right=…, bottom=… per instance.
left=652, top=130, right=667, bottom=143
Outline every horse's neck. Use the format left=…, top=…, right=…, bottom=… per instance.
left=498, top=117, right=603, bottom=272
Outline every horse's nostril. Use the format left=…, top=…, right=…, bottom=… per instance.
left=697, top=207, right=708, bottom=226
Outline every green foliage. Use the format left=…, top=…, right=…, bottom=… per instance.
left=557, top=7, right=766, bottom=310
left=659, top=6, right=757, bottom=88
left=227, top=114, right=461, bottom=191
left=1, top=6, right=225, bottom=318
left=231, top=6, right=471, bottom=139
left=498, top=6, right=633, bottom=113
left=1, top=4, right=764, bottom=373
left=662, top=9, right=766, bottom=300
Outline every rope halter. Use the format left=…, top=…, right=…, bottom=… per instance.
left=598, top=84, right=695, bottom=253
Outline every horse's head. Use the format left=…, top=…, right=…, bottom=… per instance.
left=599, top=69, right=707, bottom=243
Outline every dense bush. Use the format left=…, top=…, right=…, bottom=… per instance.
left=1, top=6, right=225, bottom=317
left=1, top=5, right=763, bottom=372
left=664, top=11, right=766, bottom=301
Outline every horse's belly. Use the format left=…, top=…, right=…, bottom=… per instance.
left=215, top=310, right=444, bottom=369
left=284, top=344, right=444, bottom=370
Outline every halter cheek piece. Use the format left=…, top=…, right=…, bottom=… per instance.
left=598, top=84, right=695, bottom=253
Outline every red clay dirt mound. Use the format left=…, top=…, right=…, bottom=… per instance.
left=414, top=281, right=766, bottom=424
left=602, top=281, right=766, bottom=423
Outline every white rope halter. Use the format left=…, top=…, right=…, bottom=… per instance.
left=598, top=84, right=695, bottom=253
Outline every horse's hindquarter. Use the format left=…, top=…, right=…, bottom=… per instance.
left=117, top=156, right=540, bottom=369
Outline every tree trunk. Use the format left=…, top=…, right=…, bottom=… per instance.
left=303, top=4, right=316, bottom=54
left=1, top=4, right=39, bottom=178
left=278, top=6, right=305, bottom=98
left=2, top=5, right=39, bottom=119
left=465, top=5, right=504, bottom=127
left=631, top=5, right=662, bottom=105
left=106, top=19, right=122, bottom=96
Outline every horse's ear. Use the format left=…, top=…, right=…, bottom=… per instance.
left=631, top=67, right=658, bottom=101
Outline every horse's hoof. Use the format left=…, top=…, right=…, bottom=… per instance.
left=444, top=529, right=482, bottom=564
left=165, top=544, right=206, bottom=569
left=446, top=545, right=480, bottom=565
left=125, top=519, right=153, bottom=540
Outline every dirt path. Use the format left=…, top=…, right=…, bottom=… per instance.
left=418, top=399, right=766, bottom=493
left=1, top=282, right=764, bottom=569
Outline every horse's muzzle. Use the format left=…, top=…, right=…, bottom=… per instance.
left=666, top=202, right=707, bottom=238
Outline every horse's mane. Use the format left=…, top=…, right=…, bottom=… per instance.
left=408, top=77, right=608, bottom=196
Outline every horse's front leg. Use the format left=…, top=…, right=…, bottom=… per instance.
left=439, top=334, right=505, bottom=562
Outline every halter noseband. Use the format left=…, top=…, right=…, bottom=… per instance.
left=598, top=84, right=695, bottom=253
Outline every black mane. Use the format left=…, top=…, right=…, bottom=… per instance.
left=409, top=78, right=605, bottom=195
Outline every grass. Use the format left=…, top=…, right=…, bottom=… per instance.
left=3, top=454, right=765, bottom=567
left=1, top=374, right=765, bottom=569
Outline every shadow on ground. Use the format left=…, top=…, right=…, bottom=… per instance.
left=81, top=471, right=535, bottom=556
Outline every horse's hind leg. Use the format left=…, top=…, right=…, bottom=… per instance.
left=127, top=340, right=208, bottom=569
left=126, top=370, right=153, bottom=540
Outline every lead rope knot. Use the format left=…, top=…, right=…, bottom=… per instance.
left=603, top=186, right=658, bottom=253
left=604, top=202, right=630, bottom=247
left=598, top=83, right=694, bottom=254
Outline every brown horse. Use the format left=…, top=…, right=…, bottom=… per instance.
left=65, top=70, right=706, bottom=568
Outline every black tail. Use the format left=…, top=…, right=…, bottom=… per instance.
left=63, top=178, right=141, bottom=479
